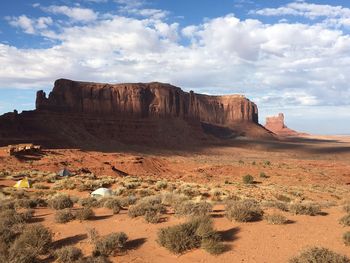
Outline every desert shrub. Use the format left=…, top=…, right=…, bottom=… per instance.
left=93, top=232, right=128, bottom=257
left=144, top=210, right=161, bottom=224
left=55, top=246, right=83, bottom=263
left=114, top=187, right=127, bottom=196
left=289, top=203, right=321, bottom=216
left=174, top=201, right=212, bottom=217
left=262, top=200, right=289, bottom=211
left=87, top=228, right=100, bottom=244
left=9, top=224, right=52, bottom=263
left=75, top=207, right=95, bottom=221
left=343, top=203, right=350, bottom=213
left=128, top=195, right=166, bottom=218
left=49, top=195, right=73, bottom=210
left=15, top=199, right=38, bottom=209
left=226, top=199, right=263, bottom=222
left=260, top=172, right=268, bottom=178
left=264, top=160, right=271, bottom=166
left=0, top=200, right=15, bottom=211
left=0, top=209, right=29, bottom=227
left=33, top=183, right=50, bottom=190
left=31, top=197, right=48, bottom=207
left=118, top=195, right=137, bottom=207
left=343, top=232, right=350, bottom=246
left=77, top=256, right=111, bottom=263
left=79, top=197, right=99, bottom=208
left=157, top=216, right=224, bottom=255
left=339, top=214, right=350, bottom=226
left=55, top=209, right=75, bottom=223
left=161, top=192, right=188, bottom=207
left=104, top=198, right=122, bottom=214
left=242, top=174, right=254, bottom=184
left=155, top=180, right=168, bottom=190
left=275, top=194, right=292, bottom=203
left=19, top=209, right=35, bottom=222
left=289, top=247, right=350, bottom=263
left=264, top=213, right=288, bottom=225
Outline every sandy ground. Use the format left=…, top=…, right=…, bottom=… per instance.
left=1, top=135, right=350, bottom=262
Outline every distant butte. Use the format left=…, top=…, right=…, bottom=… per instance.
left=264, top=113, right=307, bottom=137
left=0, top=79, right=274, bottom=148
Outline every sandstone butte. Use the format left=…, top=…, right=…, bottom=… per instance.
left=0, top=79, right=274, bottom=148
left=264, top=113, right=306, bottom=137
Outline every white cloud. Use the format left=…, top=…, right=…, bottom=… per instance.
left=252, top=1, right=350, bottom=28
left=7, top=15, right=52, bottom=34
left=2, top=2, right=350, bottom=119
left=44, top=5, right=98, bottom=22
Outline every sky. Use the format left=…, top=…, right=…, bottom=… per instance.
left=0, top=0, right=350, bottom=135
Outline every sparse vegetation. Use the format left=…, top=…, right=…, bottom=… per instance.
left=55, top=246, right=83, bottom=263
left=93, top=232, right=128, bottom=257
left=128, top=195, right=166, bottom=220
left=339, top=214, right=350, bottom=226
left=55, top=209, right=75, bottom=223
left=242, top=174, right=254, bottom=184
left=289, top=247, right=350, bottom=263
left=9, top=224, right=52, bottom=263
left=289, top=203, right=321, bottom=216
left=157, top=216, right=224, bottom=255
left=343, top=232, right=350, bottom=246
left=259, top=172, right=268, bottom=178
left=104, top=198, right=122, bottom=214
left=75, top=207, right=95, bottom=221
left=49, top=195, right=74, bottom=210
left=264, top=213, right=288, bottom=225
left=226, top=199, right=263, bottom=222
left=174, top=201, right=212, bottom=217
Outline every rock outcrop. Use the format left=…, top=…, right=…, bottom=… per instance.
left=36, top=79, right=258, bottom=125
left=265, top=113, right=303, bottom=137
left=0, top=79, right=273, bottom=148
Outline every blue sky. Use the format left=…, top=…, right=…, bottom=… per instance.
left=0, top=0, right=350, bottom=134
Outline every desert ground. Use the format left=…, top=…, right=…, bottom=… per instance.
left=1, top=135, right=350, bottom=262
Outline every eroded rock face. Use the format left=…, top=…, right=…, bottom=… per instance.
left=265, top=113, right=301, bottom=136
left=36, top=79, right=258, bottom=126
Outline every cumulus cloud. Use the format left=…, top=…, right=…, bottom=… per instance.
left=6, top=15, right=52, bottom=34
left=252, top=1, right=350, bottom=28
left=2, top=1, right=350, bottom=118
left=43, top=5, right=98, bottom=22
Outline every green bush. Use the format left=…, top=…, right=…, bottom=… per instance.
left=55, top=246, right=83, bottom=263
left=242, top=174, right=254, bottom=184
left=49, top=195, right=73, bottom=210
left=157, top=216, right=224, bottom=255
left=93, top=232, right=128, bottom=257
left=289, top=203, right=321, bottom=216
left=55, top=209, right=75, bottom=223
left=226, top=199, right=263, bottom=222
left=289, top=247, right=350, bottom=263
left=75, top=207, right=95, bottom=221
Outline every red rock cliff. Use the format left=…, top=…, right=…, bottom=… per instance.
left=265, top=113, right=304, bottom=137
left=36, top=79, right=259, bottom=126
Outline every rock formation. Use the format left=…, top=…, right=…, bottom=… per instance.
left=0, top=79, right=273, bottom=148
left=36, top=79, right=259, bottom=125
left=265, top=113, right=303, bottom=137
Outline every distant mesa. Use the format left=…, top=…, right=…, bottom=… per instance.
left=264, top=113, right=306, bottom=137
left=0, top=79, right=274, bottom=148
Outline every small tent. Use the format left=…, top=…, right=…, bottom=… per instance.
left=58, top=168, right=71, bottom=177
left=14, top=177, right=31, bottom=188
left=91, top=188, right=113, bottom=198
